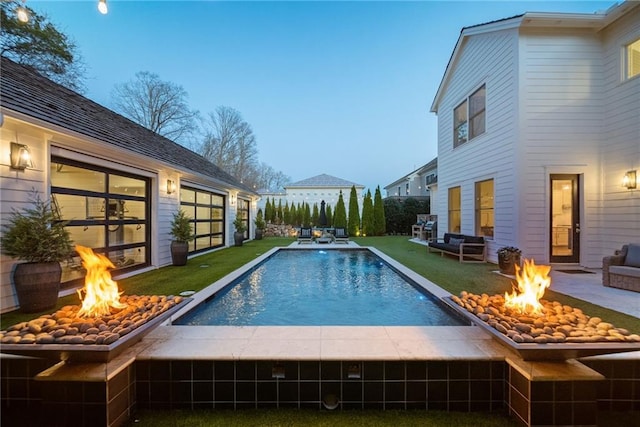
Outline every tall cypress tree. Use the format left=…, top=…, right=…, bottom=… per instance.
left=333, top=191, right=347, bottom=228
left=326, top=204, right=333, bottom=227
left=277, top=199, right=283, bottom=225
left=303, top=203, right=311, bottom=227
left=373, top=186, right=386, bottom=236
left=312, top=203, right=319, bottom=226
left=361, top=189, right=374, bottom=236
left=347, top=185, right=361, bottom=236
left=264, top=198, right=272, bottom=224
left=283, top=202, right=291, bottom=225
left=289, top=203, right=297, bottom=226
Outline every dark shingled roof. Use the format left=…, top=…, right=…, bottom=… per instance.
left=0, top=57, right=255, bottom=194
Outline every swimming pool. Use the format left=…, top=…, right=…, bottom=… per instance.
left=174, top=249, right=465, bottom=326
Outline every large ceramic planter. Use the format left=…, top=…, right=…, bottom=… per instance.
left=234, top=232, right=244, bottom=247
left=13, top=262, right=61, bottom=313
left=170, top=241, right=189, bottom=266
left=498, top=252, right=521, bottom=275
left=255, top=229, right=263, bottom=240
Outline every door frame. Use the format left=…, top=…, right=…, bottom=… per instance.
left=549, top=174, right=581, bottom=264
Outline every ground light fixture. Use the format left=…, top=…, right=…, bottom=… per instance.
left=98, top=0, right=108, bottom=14
left=10, top=142, right=33, bottom=170
left=623, top=170, right=637, bottom=190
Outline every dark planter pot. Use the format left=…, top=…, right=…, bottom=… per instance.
left=234, top=232, right=244, bottom=247
left=13, top=262, right=61, bottom=313
left=498, top=252, right=521, bottom=275
left=170, top=241, right=189, bottom=266
left=255, top=229, right=263, bottom=240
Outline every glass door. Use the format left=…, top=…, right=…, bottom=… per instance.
left=550, top=174, right=580, bottom=263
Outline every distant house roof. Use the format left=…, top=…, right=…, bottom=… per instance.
left=285, top=174, right=364, bottom=189
left=384, top=157, right=438, bottom=189
left=0, top=57, right=256, bottom=195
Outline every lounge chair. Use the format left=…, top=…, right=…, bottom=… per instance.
left=297, top=227, right=313, bottom=244
left=334, top=227, right=349, bottom=244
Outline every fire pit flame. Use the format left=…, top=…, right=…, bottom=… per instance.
left=76, top=245, right=127, bottom=317
left=504, top=258, right=551, bottom=316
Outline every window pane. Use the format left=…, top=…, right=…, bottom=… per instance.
left=67, top=225, right=105, bottom=248
left=469, top=85, right=486, bottom=139
left=51, top=162, right=106, bottom=192
left=475, top=179, right=494, bottom=238
left=195, top=221, right=211, bottom=235
left=110, top=174, right=146, bottom=197
left=448, top=187, right=461, bottom=233
left=196, top=205, right=211, bottom=220
left=110, top=224, right=146, bottom=245
left=454, top=101, right=468, bottom=146
left=181, top=187, right=196, bottom=203
left=470, top=113, right=486, bottom=139
left=627, top=39, right=640, bottom=80
left=197, top=192, right=211, bottom=204
left=212, top=194, right=224, bottom=206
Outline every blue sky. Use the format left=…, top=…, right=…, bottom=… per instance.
left=34, top=1, right=615, bottom=192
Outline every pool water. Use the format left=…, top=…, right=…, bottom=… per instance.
left=174, top=249, right=465, bottom=326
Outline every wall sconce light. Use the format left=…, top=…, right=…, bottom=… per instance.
left=166, top=179, right=176, bottom=194
left=10, top=142, right=33, bottom=170
left=229, top=193, right=236, bottom=206
left=623, top=170, right=637, bottom=190
left=98, top=0, right=108, bottom=14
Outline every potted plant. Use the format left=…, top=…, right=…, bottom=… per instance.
left=1, top=192, right=74, bottom=313
left=169, top=209, right=194, bottom=266
left=497, top=246, right=522, bottom=275
left=233, top=215, right=246, bottom=247
left=254, top=209, right=265, bottom=240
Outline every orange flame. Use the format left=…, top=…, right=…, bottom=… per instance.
left=76, top=245, right=127, bottom=317
left=504, top=258, right=551, bottom=315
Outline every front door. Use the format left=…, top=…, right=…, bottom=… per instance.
left=550, top=174, right=580, bottom=263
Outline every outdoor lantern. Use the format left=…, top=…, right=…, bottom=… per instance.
left=623, top=170, right=637, bottom=190
left=98, top=0, right=108, bottom=14
left=10, top=142, right=33, bottom=170
left=166, top=179, right=176, bottom=194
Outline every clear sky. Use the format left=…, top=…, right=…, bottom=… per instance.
left=33, top=0, right=615, bottom=193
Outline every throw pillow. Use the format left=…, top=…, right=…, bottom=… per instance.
left=449, top=237, right=464, bottom=247
left=624, top=243, right=640, bottom=267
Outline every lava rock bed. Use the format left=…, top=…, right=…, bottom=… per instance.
left=451, top=291, right=640, bottom=344
left=0, top=295, right=184, bottom=345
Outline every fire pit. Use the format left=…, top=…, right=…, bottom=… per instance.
left=0, top=246, right=191, bottom=362
left=443, top=259, right=640, bottom=360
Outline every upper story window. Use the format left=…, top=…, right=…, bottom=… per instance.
left=405, top=183, right=410, bottom=195
left=625, top=38, right=640, bottom=80
left=453, top=84, right=486, bottom=147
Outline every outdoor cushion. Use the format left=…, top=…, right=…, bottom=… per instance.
left=624, top=243, right=640, bottom=267
left=449, top=237, right=464, bottom=247
left=610, top=265, right=640, bottom=278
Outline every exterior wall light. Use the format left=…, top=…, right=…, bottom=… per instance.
left=229, top=193, right=236, bottom=206
left=166, top=179, right=176, bottom=194
left=10, top=142, right=33, bottom=170
left=623, top=170, right=637, bottom=190
left=98, top=0, right=108, bottom=14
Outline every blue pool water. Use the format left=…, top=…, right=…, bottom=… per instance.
left=174, top=249, right=465, bottom=326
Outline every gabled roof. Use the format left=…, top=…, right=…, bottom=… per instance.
left=0, top=57, right=256, bottom=195
left=285, top=174, right=363, bottom=189
left=429, top=1, right=638, bottom=112
left=384, top=157, right=437, bottom=189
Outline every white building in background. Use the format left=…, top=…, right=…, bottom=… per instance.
left=257, top=174, right=365, bottom=219
left=429, top=1, right=639, bottom=267
left=384, top=157, right=437, bottom=202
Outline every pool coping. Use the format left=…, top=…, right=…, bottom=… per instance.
left=138, top=245, right=512, bottom=361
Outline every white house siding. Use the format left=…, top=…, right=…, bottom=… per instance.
left=518, top=28, right=605, bottom=267
left=434, top=28, right=519, bottom=262
left=599, top=5, right=640, bottom=256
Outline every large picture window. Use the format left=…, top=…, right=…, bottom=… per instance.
left=180, top=187, right=225, bottom=253
left=448, top=186, right=461, bottom=233
left=475, top=179, right=494, bottom=238
left=51, top=157, right=150, bottom=286
left=453, top=84, right=486, bottom=147
left=625, top=38, right=640, bottom=80
left=238, top=199, right=250, bottom=239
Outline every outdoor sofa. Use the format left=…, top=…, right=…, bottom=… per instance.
left=427, top=232, right=486, bottom=263
left=602, top=244, right=640, bottom=292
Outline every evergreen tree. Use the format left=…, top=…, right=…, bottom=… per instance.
left=296, top=203, right=303, bottom=225
left=303, top=203, right=311, bottom=227
left=361, top=189, right=374, bottom=236
left=312, top=203, right=319, bottom=226
left=347, top=185, right=361, bottom=236
left=269, top=197, right=277, bottom=223
left=264, top=198, right=272, bottom=224
left=277, top=199, right=283, bottom=225
left=283, top=202, right=291, bottom=225
left=373, top=186, right=386, bottom=236
left=326, top=204, right=333, bottom=227
left=289, top=203, right=297, bottom=226
left=333, top=191, right=347, bottom=228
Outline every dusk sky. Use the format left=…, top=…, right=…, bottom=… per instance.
left=34, top=1, right=615, bottom=193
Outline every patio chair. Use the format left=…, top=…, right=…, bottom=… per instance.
left=297, top=227, right=313, bottom=244
left=334, top=227, right=349, bottom=244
